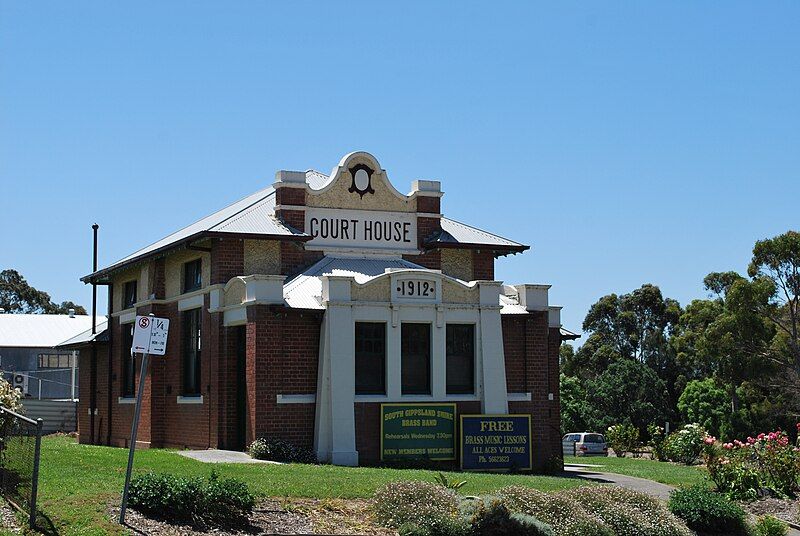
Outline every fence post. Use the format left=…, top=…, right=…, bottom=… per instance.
left=29, top=418, right=43, bottom=529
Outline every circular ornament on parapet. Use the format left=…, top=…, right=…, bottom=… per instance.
left=348, top=164, right=375, bottom=198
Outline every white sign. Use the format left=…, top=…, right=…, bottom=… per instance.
left=391, top=274, right=441, bottom=303
left=305, top=207, right=417, bottom=253
left=132, top=315, right=170, bottom=356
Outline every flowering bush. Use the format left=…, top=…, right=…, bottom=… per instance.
left=0, top=377, right=23, bottom=438
left=664, top=423, right=707, bottom=465
left=606, top=423, right=640, bottom=457
left=564, top=486, right=692, bottom=536
left=703, top=424, right=800, bottom=499
left=498, top=486, right=612, bottom=536
left=648, top=423, right=669, bottom=461
left=753, top=515, right=788, bottom=536
left=372, top=480, right=461, bottom=532
left=247, top=437, right=317, bottom=463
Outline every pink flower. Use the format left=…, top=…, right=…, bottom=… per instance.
left=723, top=443, right=733, bottom=450
left=704, top=436, right=715, bottom=445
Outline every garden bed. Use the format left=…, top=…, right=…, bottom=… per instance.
left=112, top=498, right=394, bottom=535
left=741, top=497, right=799, bottom=526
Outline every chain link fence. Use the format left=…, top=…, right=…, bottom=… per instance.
left=0, top=406, right=43, bottom=528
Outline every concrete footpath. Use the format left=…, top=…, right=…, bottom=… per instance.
left=564, top=464, right=800, bottom=535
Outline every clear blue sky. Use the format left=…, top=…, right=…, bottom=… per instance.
left=1, top=2, right=798, bottom=339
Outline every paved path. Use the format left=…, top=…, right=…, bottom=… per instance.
left=564, top=464, right=800, bottom=535
left=564, top=464, right=675, bottom=500
left=176, top=449, right=282, bottom=464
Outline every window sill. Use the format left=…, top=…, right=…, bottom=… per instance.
left=354, top=394, right=481, bottom=403
left=118, top=397, right=136, bottom=405
left=177, top=395, right=204, bottom=405
left=276, top=394, right=315, bottom=404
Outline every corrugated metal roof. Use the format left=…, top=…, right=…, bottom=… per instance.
left=55, top=320, right=109, bottom=348
left=284, top=256, right=424, bottom=309
left=560, top=327, right=581, bottom=340
left=434, top=218, right=527, bottom=249
left=86, top=166, right=526, bottom=280
left=0, top=314, right=104, bottom=348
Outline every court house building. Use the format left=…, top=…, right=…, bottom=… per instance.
left=80, top=151, right=574, bottom=471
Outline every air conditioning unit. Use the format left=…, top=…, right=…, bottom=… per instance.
left=11, top=373, right=28, bottom=395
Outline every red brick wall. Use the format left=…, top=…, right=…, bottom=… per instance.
left=416, top=196, right=440, bottom=214
left=78, top=344, right=108, bottom=445
left=275, top=186, right=306, bottom=206
left=211, top=238, right=244, bottom=284
left=502, top=311, right=562, bottom=471
left=246, top=306, right=321, bottom=448
left=472, top=250, right=495, bottom=280
left=280, top=241, right=324, bottom=278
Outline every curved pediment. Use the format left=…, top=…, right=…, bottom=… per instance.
left=306, top=152, right=420, bottom=213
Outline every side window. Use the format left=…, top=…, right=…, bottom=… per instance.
left=445, top=324, right=475, bottom=394
left=122, top=324, right=135, bottom=397
left=182, top=308, right=202, bottom=395
left=401, top=323, right=431, bottom=395
left=355, top=322, right=386, bottom=395
left=183, top=259, right=202, bottom=293
left=123, top=280, right=137, bottom=309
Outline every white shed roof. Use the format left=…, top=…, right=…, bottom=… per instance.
left=0, top=314, right=103, bottom=348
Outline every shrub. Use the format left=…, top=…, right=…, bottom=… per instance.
left=128, top=471, right=254, bottom=528
left=705, top=428, right=800, bottom=498
left=248, top=437, right=317, bottom=463
left=564, top=486, right=692, bottom=536
left=648, top=423, right=669, bottom=461
left=432, top=472, right=468, bottom=490
left=664, top=423, right=707, bottom=465
left=668, top=486, right=749, bottom=535
left=470, top=497, right=554, bottom=536
left=0, top=377, right=23, bottom=436
left=497, top=486, right=613, bottom=536
left=753, top=515, right=788, bottom=536
left=372, top=480, right=460, bottom=530
left=606, top=423, right=640, bottom=457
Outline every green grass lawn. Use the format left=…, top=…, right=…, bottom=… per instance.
left=563, top=455, right=710, bottom=488
left=33, top=436, right=586, bottom=535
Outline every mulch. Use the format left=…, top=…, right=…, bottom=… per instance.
left=110, top=498, right=396, bottom=535
left=742, top=497, right=799, bottom=525
left=0, top=499, right=22, bottom=533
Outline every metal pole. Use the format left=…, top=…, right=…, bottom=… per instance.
left=119, top=351, right=149, bottom=525
left=71, top=351, right=77, bottom=401
left=29, top=418, right=43, bottom=529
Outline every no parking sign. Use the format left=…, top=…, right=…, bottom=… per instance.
left=131, top=315, right=169, bottom=355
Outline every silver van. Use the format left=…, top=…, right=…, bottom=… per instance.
left=563, top=432, right=609, bottom=456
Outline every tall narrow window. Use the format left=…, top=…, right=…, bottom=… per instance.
left=122, top=324, right=135, bottom=397
left=446, top=324, right=475, bottom=394
left=123, top=280, right=137, bottom=309
left=183, top=259, right=202, bottom=293
left=401, top=323, right=431, bottom=395
left=182, top=308, right=202, bottom=395
left=355, top=322, right=386, bottom=395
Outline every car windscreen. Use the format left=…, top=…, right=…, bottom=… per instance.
left=583, top=434, right=605, bottom=443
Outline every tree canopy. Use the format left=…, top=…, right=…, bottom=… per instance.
left=0, top=269, right=87, bottom=315
left=561, top=230, right=800, bottom=441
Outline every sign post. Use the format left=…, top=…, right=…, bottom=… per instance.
left=119, top=314, right=169, bottom=525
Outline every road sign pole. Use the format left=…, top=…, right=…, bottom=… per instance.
left=119, top=349, right=149, bottom=525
